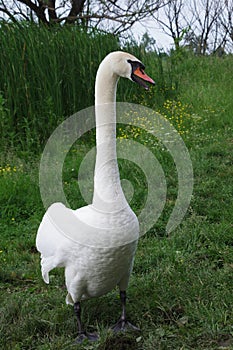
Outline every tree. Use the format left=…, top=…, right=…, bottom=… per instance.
left=149, top=0, right=233, bottom=54
left=152, top=0, right=187, bottom=51
left=0, top=0, right=164, bottom=34
left=187, top=0, right=222, bottom=54
left=217, top=0, right=233, bottom=53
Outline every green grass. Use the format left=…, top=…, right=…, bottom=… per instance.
left=0, top=23, right=120, bottom=152
left=1, top=25, right=233, bottom=349
left=0, top=22, right=171, bottom=154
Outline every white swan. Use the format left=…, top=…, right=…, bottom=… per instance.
left=36, top=51, right=155, bottom=342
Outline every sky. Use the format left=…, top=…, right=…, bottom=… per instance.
left=134, top=20, right=174, bottom=51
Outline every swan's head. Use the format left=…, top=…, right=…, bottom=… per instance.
left=103, top=51, right=155, bottom=90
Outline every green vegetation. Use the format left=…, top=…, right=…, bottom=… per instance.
left=0, top=23, right=233, bottom=349
left=0, top=23, right=120, bottom=152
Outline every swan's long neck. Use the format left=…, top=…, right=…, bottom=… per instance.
left=92, top=59, right=127, bottom=211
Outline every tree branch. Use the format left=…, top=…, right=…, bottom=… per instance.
left=0, top=6, right=18, bottom=22
left=66, top=0, right=86, bottom=24
left=47, top=0, right=57, bottom=21
left=18, top=0, right=49, bottom=24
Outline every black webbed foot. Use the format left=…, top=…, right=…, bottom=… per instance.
left=74, top=302, right=99, bottom=343
left=111, top=291, right=140, bottom=333
left=75, top=332, right=99, bottom=344
left=111, top=318, right=140, bottom=333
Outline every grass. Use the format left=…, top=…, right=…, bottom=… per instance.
left=0, top=24, right=233, bottom=349
left=0, top=22, right=120, bottom=152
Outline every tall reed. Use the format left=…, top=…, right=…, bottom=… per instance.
left=0, top=23, right=120, bottom=151
left=0, top=22, right=186, bottom=153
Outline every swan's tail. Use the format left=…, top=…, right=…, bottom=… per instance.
left=40, top=255, right=56, bottom=284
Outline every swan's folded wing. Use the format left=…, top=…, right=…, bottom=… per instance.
left=36, top=203, right=69, bottom=257
left=36, top=203, right=71, bottom=283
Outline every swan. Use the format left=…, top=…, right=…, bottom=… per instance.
left=36, top=51, right=155, bottom=343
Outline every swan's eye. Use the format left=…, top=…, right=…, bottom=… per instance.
left=127, top=59, right=145, bottom=72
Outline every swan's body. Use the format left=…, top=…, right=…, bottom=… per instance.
left=36, top=51, right=154, bottom=341
left=37, top=202, right=138, bottom=303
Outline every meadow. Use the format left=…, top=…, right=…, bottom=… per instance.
left=0, top=23, right=233, bottom=349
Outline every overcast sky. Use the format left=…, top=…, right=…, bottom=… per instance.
left=134, top=20, right=174, bottom=51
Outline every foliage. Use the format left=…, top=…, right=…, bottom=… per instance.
left=0, top=22, right=120, bottom=152
left=0, top=22, right=183, bottom=154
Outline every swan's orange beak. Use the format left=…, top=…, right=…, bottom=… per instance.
left=132, top=67, right=155, bottom=90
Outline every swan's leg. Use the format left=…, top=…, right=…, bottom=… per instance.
left=74, top=302, right=84, bottom=340
left=74, top=302, right=99, bottom=343
left=111, top=291, right=140, bottom=333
